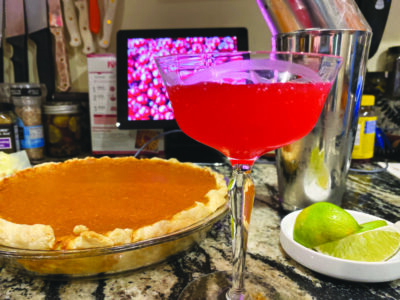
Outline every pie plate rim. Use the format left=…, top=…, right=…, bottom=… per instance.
left=0, top=204, right=228, bottom=278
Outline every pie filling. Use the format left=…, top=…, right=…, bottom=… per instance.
left=0, top=157, right=228, bottom=250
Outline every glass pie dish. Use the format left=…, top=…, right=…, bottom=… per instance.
left=0, top=205, right=228, bottom=279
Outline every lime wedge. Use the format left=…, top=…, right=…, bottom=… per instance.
left=357, top=220, right=387, bottom=233
left=314, top=226, right=400, bottom=262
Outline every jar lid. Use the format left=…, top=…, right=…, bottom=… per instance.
left=12, top=97, right=42, bottom=107
left=361, top=94, right=375, bottom=106
left=10, top=83, right=47, bottom=98
left=43, top=102, right=81, bottom=114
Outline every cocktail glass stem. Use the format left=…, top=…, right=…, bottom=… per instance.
left=228, top=163, right=255, bottom=300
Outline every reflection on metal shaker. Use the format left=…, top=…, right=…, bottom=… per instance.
left=275, top=30, right=372, bottom=211
left=257, top=0, right=372, bottom=211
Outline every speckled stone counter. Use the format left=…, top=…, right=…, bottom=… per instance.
left=0, top=161, right=399, bottom=299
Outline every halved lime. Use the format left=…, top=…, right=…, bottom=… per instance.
left=293, top=202, right=361, bottom=248
left=315, top=226, right=400, bottom=262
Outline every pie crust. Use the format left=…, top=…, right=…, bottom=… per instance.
left=0, top=156, right=227, bottom=250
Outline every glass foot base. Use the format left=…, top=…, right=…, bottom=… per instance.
left=178, top=271, right=269, bottom=300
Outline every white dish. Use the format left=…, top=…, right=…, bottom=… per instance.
left=280, top=209, right=400, bottom=283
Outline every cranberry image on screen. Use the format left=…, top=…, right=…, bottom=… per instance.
left=126, top=36, right=238, bottom=121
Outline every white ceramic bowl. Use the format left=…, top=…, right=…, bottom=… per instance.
left=280, top=210, right=400, bottom=282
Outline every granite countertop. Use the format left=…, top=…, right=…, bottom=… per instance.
left=0, top=161, right=399, bottom=299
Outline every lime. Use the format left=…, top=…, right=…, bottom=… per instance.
left=293, top=202, right=361, bottom=248
left=315, top=226, right=400, bottom=262
left=357, top=220, right=387, bottom=233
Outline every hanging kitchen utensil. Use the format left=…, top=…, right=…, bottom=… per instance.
left=75, top=0, right=95, bottom=54
left=25, top=0, right=55, bottom=101
left=89, top=0, right=100, bottom=34
left=5, top=0, right=29, bottom=83
left=62, top=0, right=82, bottom=47
left=98, top=0, right=117, bottom=49
left=48, top=0, right=71, bottom=92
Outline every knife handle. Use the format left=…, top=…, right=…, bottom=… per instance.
left=89, top=0, right=100, bottom=34
left=98, top=0, right=118, bottom=49
left=62, top=0, right=82, bottom=47
left=75, top=0, right=95, bottom=54
left=50, top=27, right=71, bottom=92
left=7, top=35, right=29, bottom=83
left=29, top=28, right=56, bottom=101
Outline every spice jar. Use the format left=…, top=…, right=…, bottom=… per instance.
left=10, top=83, right=46, bottom=162
left=0, top=84, right=20, bottom=154
left=352, top=95, right=377, bottom=161
left=43, top=102, right=82, bottom=158
left=0, top=102, right=20, bottom=154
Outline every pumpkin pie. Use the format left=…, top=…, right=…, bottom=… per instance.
left=0, top=156, right=228, bottom=250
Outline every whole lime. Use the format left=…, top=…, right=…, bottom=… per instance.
left=293, top=202, right=361, bottom=248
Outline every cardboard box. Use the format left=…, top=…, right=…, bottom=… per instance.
left=87, top=54, right=164, bottom=155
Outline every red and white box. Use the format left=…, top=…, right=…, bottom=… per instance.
left=87, top=54, right=164, bottom=155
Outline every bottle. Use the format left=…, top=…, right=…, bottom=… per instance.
left=0, top=84, right=20, bottom=154
left=0, top=102, right=20, bottom=154
left=352, top=95, right=377, bottom=161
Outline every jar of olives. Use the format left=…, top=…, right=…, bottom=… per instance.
left=43, top=102, right=82, bottom=158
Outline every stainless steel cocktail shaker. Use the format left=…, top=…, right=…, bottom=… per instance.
left=257, top=0, right=372, bottom=211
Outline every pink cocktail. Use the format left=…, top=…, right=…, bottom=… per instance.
left=168, top=81, right=332, bottom=165
left=156, top=52, right=343, bottom=299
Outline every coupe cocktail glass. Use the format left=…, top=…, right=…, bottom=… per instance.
left=156, top=51, right=343, bottom=299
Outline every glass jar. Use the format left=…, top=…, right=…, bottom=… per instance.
left=43, top=102, right=82, bottom=158
left=10, top=83, right=46, bottom=162
left=0, top=102, right=20, bottom=154
left=352, top=95, right=377, bottom=161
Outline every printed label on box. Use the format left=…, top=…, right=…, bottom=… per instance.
left=87, top=54, right=164, bottom=155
